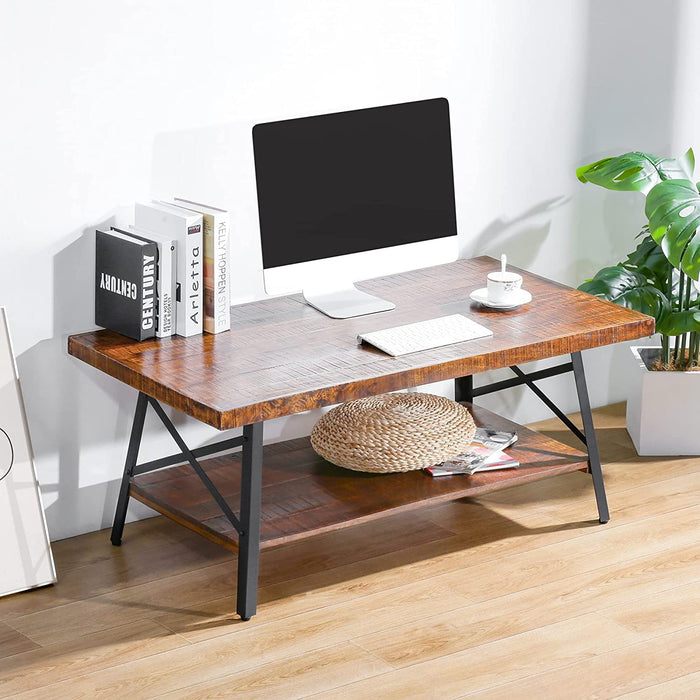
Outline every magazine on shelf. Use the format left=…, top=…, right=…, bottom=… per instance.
left=425, top=427, right=518, bottom=477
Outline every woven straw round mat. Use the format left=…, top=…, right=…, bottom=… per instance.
left=310, top=392, right=477, bottom=473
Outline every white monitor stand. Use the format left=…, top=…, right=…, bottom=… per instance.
left=303, top=283, right=395, bottom=319
left=264, top=236, right=457, bottom=319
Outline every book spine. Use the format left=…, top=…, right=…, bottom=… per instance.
left=178, top=219, right=203, bottom=336
left=154, top=239, right=175, bottom=338
left=203, top=212, right=231, bottom=333
left=114, top=225, right=176, bottom=337
left=135, top=203, right=202, bottom=337
left=141, top=247, right=158, bottom=339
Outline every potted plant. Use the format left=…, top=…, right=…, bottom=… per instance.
left=577, top=149, right=700, bottom=455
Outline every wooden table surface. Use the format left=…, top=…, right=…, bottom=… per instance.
left=68, top=257, right=654, bottom=430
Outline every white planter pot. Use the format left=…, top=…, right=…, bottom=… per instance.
left=626, top=346, right=700, bottom=456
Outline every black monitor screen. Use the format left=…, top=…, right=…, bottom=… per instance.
left=253, top=98, right=457, bottom=270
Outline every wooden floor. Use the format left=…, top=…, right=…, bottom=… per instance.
left=0, top=403, right=698, bottom=698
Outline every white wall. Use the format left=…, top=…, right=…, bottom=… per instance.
left=0, top=0, right=690, bottom=541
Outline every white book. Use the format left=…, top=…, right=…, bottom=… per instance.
left=113, top=226, right=177, bottom=338
left=171, top=198, right=231, bottom=334
left=135, top=202, right=203, bottom=337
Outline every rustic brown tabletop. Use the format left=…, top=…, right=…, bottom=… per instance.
left=68, top=256, right=654, bottom=620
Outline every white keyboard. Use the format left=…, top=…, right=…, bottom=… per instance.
left=358, top=314, right=493, bottom=357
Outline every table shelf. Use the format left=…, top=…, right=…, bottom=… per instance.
left=129, top=404, right=589, bottom=552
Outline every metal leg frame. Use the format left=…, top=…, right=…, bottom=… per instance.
left=238, top=422, right=264, bottom=620
left=455, top=351, right=610, bottom=523
left=110, top=392, right=265, bottom=618
left=110, top=392, right=148, bottom=546
left=571, top=352, right=609, bottom=523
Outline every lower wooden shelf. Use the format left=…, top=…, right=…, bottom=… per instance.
left=129, top=404, right=589, bottom=552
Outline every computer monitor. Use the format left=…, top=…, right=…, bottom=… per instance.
left=252, top=97, right=458, bottom=318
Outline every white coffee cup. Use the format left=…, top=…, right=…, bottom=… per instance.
left=487, top=271, right=523, bottom=304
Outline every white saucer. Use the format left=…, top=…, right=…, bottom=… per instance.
left=469, top=287, right=532, bottom=310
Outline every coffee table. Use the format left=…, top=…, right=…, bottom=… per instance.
left=67, top=257, right=654, bottom=620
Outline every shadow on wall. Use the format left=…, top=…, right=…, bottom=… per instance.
left=462, top=195, right=569, bottom=272
left=478, top=2, right=682, bottom=423
left=575, top=0, right=681, bottom=404
left=151, top=121, right=265, bottom=305
left=17, top=215, right=314, bottom=540
left=573, top=0, right=681, bottom=283
left=15, top=221, right=153, bottom=540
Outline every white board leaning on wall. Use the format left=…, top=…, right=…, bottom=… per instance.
left=0, top=307, right=56, bottom=597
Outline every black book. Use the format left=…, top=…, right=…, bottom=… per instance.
left=95, top=229, right=158, bottom=341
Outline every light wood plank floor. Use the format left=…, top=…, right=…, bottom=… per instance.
left=0, top=403, right=698, bottom=698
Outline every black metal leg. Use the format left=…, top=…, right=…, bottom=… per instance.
left=571, top=352, right=610, bottom=524
left=237, top=421, right=264, bottom=621
left=109, top=393, right=266, bottom=620
left=455, top=375, right=474, bottom=403
left=111, top=392, right=148, bottom=545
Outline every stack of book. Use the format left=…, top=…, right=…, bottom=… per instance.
left=94, top=199, right=231, bottom=341
left=425, top=428, right=519, bottom=477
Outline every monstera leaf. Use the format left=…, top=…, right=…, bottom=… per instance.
left=577, top=148, right=700, bottom=363
left=579, top=265, right=700, bottom=336
left=656, top=308, right=700, bottom=336
left=645, top=179, right=700, bottom=280
left=624, top=231, right=670, bottom=291
left=576, top=149, right=694, bottom=194
left=579, top=265, right=669, bottom=324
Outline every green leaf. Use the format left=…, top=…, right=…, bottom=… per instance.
left=578, top=265, right=669, bottom=323
left=656, top=309, right=700, bottom=336
left=623, top=232, right=670, bottom=290
left=645, top=179, right=700, bottom=279
left=621, top=234, right=699, bottom=306
left=680, top=147, right=696, bottom=177
left=576, top=150, right=694, bottom=194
